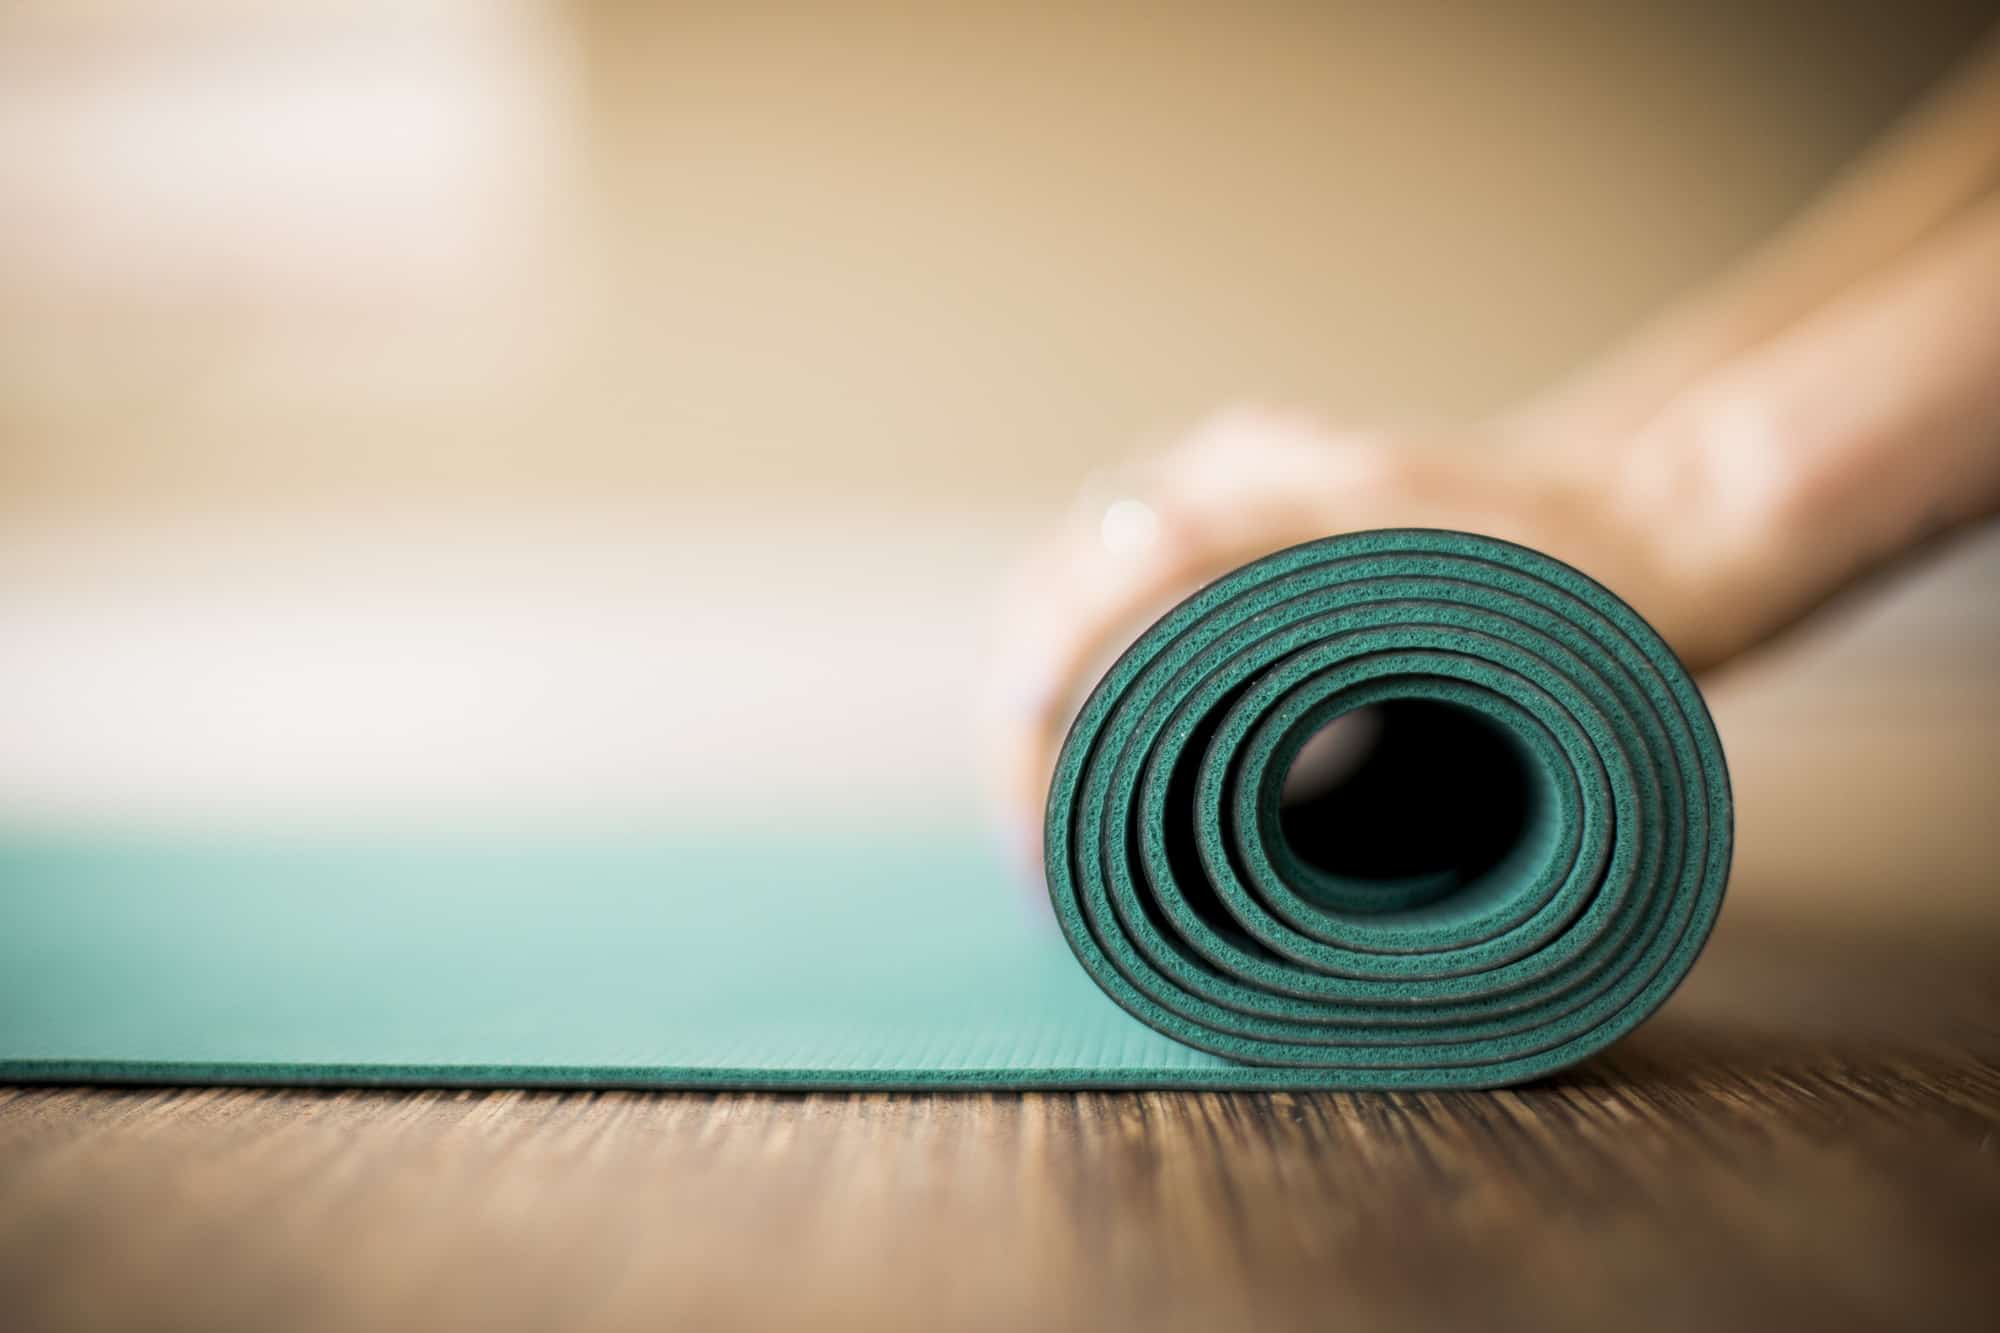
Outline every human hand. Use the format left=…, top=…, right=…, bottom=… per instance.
left=976, top=407, right=1746, bottom=859
left=981, top=39, right=2000, bottom=867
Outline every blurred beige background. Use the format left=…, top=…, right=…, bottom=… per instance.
left=5, top=0, right=1997, bottom=511
left=0, top=0, right=1994, bottom=918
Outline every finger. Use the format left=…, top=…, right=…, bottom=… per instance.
left=980, top=498, right=1197, bottom=852
left=983, top=483, right=1359, bottom=866
left=980, top=411, right=1415, bottom=877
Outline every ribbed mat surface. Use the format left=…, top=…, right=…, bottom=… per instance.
left=0, top=530, right=1728, bottom=1090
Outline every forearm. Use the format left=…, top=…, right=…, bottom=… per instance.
left=1611, top=193, right=2000, bottom=664
left=1513, top=28, right=2000, bottom=448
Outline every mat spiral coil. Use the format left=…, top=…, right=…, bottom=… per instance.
left=1044, top=529, right=1733, bottom=1088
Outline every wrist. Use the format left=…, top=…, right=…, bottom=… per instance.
left=1519, top=394, right=1796, bottom=672
left=1598, top=378, right=1939, bottom=670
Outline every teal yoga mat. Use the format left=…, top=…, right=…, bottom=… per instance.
left=0, top=530, right=1729, bottom=1091
left=1045, top=529, right=1731, bottom=1087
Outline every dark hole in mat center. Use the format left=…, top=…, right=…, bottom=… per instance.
left=1279, top=699, right=1532, bottom=901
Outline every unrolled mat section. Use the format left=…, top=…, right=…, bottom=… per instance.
left=1044, top=528, right=1733, bottom=1088
left=0, top=529, right=1728, bottom=1090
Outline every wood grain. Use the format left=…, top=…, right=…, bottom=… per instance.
left=2, top=892, right=1996, bottom=1333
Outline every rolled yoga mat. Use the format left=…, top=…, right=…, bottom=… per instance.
left=1044, top=528, right=1733, bottom=1087
left=0, top=529, right=1728, bottom=1091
